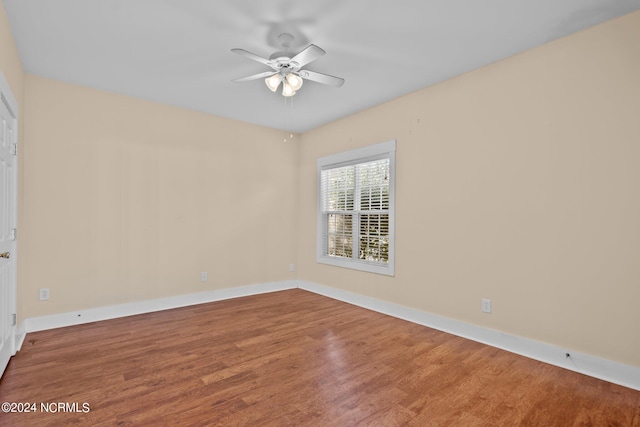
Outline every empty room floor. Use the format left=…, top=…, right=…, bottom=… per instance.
left=1, top=289, right=639, bottom=426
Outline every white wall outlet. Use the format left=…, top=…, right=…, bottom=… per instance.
left=200, top=272, right=208, bottom=282
left=289, top=263, right=295, bottom=272
left=482, top=298, right=492, bottom=313
left=39, top=288, right=50, bottom=301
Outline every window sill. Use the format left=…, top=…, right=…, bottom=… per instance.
left=316, top=255, right=394, bottom=276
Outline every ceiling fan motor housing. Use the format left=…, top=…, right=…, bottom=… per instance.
left=269, top=53, right=301, bottom=71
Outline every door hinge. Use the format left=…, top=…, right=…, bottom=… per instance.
left=10, top=228, right=16, bottom=241
left=12, top=313, right=16, bottom=326
left=10, top=143, right=17, bottom=156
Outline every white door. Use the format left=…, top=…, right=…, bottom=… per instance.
left=0, top=93, right=17, bottom=377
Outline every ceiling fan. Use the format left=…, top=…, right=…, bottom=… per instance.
left=231, top=33, right=344, bottom=97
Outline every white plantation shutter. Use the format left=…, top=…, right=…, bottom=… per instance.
left=317, top=140, right=395, bottom=276
left=320, top=165, right=355, bottom=259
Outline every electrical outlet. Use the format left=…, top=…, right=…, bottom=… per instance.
left=201, top=272, right=208, bottom=282
left=39, top=288, right=50, bottom=301
left=481, top=298, right=492, bottom=313
left=289, top=263, right=295, bottom=272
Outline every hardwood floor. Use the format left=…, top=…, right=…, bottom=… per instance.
left=1, top=289, right=638, bottom=426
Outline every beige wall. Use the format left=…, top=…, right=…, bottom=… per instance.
left=297, top=11, right=640, bottom=367
left=21, top=76, right=298, bottom=317
left=0, top=2, right=23, bottom=104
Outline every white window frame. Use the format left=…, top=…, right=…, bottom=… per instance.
left=317, top=140, right=396, bottom=276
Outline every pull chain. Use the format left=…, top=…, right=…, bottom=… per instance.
left=283, top=95, right=294, bottom=142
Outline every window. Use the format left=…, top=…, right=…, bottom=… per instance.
left=317, top=140, right=396, bottom=275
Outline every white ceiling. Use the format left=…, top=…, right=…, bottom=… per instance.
left=4, top=0, right=640, bottom=133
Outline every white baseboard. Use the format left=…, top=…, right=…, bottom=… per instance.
left=299, top=280, right=640, bottom=392
left=21, top=280, right=298, bottom=338
left=15, top=321, right=26, bottom=351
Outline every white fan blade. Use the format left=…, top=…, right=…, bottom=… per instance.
left=289, top=44, right=325, bottom=68
left=232, top=71, right=277, bottom=83
left=231, top=48, right=274, bottom=67
left=299, top=70, right=344, bottom=87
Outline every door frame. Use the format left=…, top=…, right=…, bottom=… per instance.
left=0, top=68, right=19, bottom=377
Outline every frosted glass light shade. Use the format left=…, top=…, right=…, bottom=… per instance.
left=282, top=81, right=296, bottom=97
left=265, top=74, right=283, bottom=92
left=286, top=73, right=304, bottom=91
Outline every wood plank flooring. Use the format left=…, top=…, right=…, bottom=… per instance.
left=0, top=289, right=639, bottom=426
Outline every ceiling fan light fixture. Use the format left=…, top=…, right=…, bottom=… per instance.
left=233, top=42, right=343, bottom=97
left=282, top=81, right=296, bottom=97
left=265, top=74, right=282, bottom=92
left=286, top=73, right=303, bottom=91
